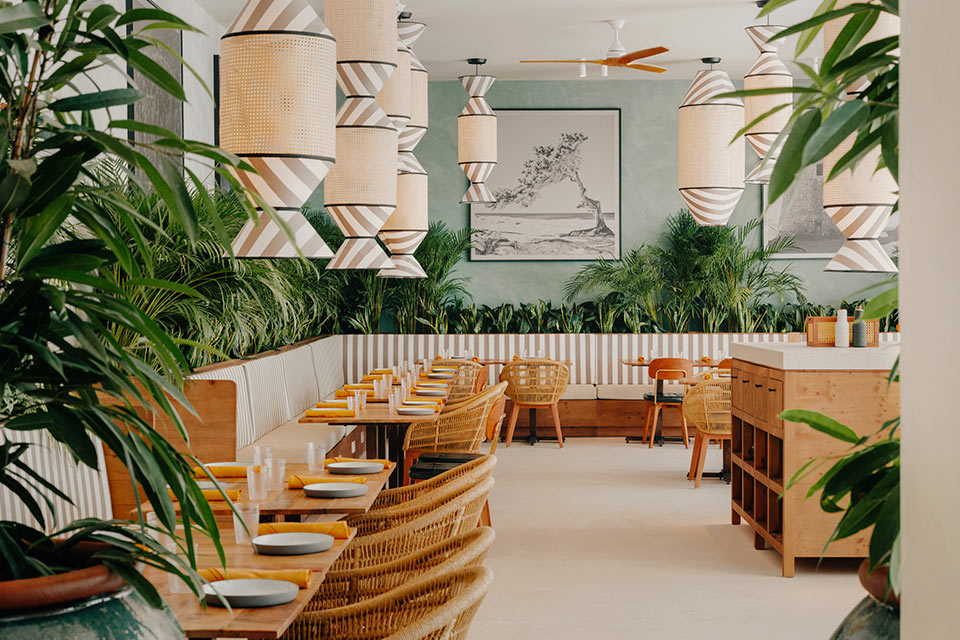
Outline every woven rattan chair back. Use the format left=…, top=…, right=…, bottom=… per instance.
left=283, top=566, right=494, bottom=640
left=370, top=455, right=496, bottom=511
left=435, top=360, right=484, bottom=404
left=683, top=379, right=731, bottom=435
left=499, top=359, right=570, bottom=406
left=332, top=477, right=495, bottom=572
left=404, top=382, right=507, bottom=454
left=310, top=527, right=495, bottom=610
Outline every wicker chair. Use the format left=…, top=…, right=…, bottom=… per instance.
left=682, top=379, right=732, bottom=488
left=308, top=527, right=495, bottom=610
left=500, top=359, right=570, bottom=448
left=642, top=357, right=694, bottom=448
left=347, top=457, right=496, bottom=537
left=402, top=382, right=506, bottom=483
left=433, top=360, right=485, bottom=405
left=370, top=455, right=496, bottom=511
left=332, top=477, right=494, bottom=572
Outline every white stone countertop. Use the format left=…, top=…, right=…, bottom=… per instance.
left=730, top=341, right=900, bottom=370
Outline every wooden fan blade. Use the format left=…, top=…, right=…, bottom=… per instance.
left=618, top=46, right=669, bottom=64
left=624, top=62, right=667, bottom=73
left=520, top=59, right=607, bottom=64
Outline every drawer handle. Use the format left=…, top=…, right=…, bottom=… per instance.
left=768, top=388, right=776, bottom=392
left=755, top=384, right=762, bottom=388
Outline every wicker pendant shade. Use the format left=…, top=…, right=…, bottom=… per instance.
left=324, top=0, right=398, bottom=270
left=219, top=0, right=335, bottom=259
left=458, top=66, right=497, bottom=204
left=743, top=26, right=792, bottom=184
left=379, top=15, right=430, bottom=279
left=824, top=0, right=900, bottom=96
left=678, top=63, right=745, bottom=225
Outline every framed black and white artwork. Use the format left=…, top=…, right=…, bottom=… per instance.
left=762, top=162, right=899, bottom=259
left=469, top=108, right=621, bottom=261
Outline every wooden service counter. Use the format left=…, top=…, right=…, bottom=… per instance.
left=728, top=342, right=900, bottom=577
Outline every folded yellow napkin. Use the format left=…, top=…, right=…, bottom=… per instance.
left=335, top=388, right=371, bottom=398
left=472, top=357, right=479, bottom=362
left=702, top=373, right=713, bottom=380
left=168, top=488, right=240, bottom=502
left=194, top=465, right=258, bottom=479
left=344, top=383, right=374, bottom=390
left=701, top=356, right=712, bottom=363
left=326, top=457, right=391, bottom=468
left=200, top=568, right=311, bottom=589
left=370, top=368, right=393, bottom=375
left=316, top=401, right=348, bottom=408
left=362, top=374, right=384, bottom=381
left=257, top=521, right=352, bottom=539
left=512, top=355, right=520, bottom=361
left=305, top=409, right=355, bottom=418
left=637, top=356, right=645, bottom=363
left=414, top=385, right=447, bottom=392
left=287, top=475, right=367, bottom=489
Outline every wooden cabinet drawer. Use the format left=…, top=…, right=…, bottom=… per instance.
left=766, top=377, right=784, bottom=427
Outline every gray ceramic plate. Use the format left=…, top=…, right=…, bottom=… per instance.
left=415, top=389, right=446, bottom=396
left=203, top=578, right=299, bottom=608
left=402, top=399, right=437, bottom=406
left=303, top=482, right=369, bottom=499
left=398, top=406, right=435, bottom=415
left=426, top=372, right=454, bottom=379
left=417, top=382, right=447, bottom=388
left=327, top=461, right=385, bottom=475
left=252, top=532, right=334, bottom=555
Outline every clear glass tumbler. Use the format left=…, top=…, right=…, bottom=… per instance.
left=246, top=465, right=267, bottom=501
left=233, top=502, right=260, bottom=545
left=266, top=457, right=285, bottom=491
left=307, top=442, right=326, bottom=473
left=252, top=445, right=263, bottom=467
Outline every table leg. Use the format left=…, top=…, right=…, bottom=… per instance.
left=528, top=407, right=538, bottom=446
left=387, top=424, right=404, bottom=488
left=365, top=425, right=381, bottom=461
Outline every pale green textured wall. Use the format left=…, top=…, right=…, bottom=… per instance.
left=414, top=79, right=887, bottom=307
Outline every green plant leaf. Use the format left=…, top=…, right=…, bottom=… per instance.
left=779, top=409, right=861, bottom=443
left=802, top=100, right=870, bottom=166
left=862, top=285, right=898, bottom=321
left=48, top=88, right=147, bottom=112
left=768, top=109, right=821, bottom=203
left=17, top=195, right=74, bottom=269
left=0, top=171, right=31, bottom=215
left=0, top=1, right=49, bottom=34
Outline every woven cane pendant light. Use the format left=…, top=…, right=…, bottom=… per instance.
left=379, top=11, right=429, bottom=278
left=324, top=0, right=398, bottom=270
left=220, top=0, right=335, bottom=258
left=678, top=57, right=745, bottom=225
left=821, top=0, right=900, bottom=272
left=743, top=17, right=792, bottom=184
left=458, top=58, right=497, bottom=204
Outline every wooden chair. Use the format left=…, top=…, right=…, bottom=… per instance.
left=283, top=566, right=493, bottom=640
left=683, top=378, right=732, bottom=488
left=434, top=360, right=485, bottom=405
left=642, top=358, right=694, bottom=448
left=331, top=477, right=494, bottom=572
left=500, top=359, right=570, bottom=448
left=308, top=527, right=495, bottom=610
left=402, top=382, right=506, bottom=483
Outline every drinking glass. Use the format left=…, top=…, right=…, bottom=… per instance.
left=424, top=359, right=432, bottom=373
left=388, top=392, right=397, bottom=413
left=307, top=442, right=325, bottom=473
left=266, top=457, right=285, bottom=491
left=383, top=374, right=393, bottom=391
left=246, top=465, right=267, bottom=501
left=354, top=389, right=365, bottom=411
left=252, top=445, right=263, bottom=467
left=233, top=502, right=260, bottom=545
left=538, top=348, right=546, bottom=359
left=346, top=395, right=355, bottom=412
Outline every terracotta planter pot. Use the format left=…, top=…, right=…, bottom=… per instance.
left=858, top=559, right=900, bottom=609
left=0, top=564, right=128, bottom=612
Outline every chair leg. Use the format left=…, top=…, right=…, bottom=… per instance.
left=403, top=450, right=423, bottom=486
left=694, top=431, right=710, bottom=488
left=648, top=405, right=662, bottom=448
left=642, top=403, right=654, bottom=444
left=549, top=403, right=563, bottom=449
left=688, top=431, right=703, bottom=480
left=679, top=407, right=690, bottom=449
left=480, top=500, right=492, bottom=527
left=504, top=404, right=521, bottom=447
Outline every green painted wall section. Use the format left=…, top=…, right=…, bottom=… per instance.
left=412, top=79, right=887, bottom=307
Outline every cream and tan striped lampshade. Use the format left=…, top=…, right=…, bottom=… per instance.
left=458, top=69, right=497, bottom=204
left=743, top=26, right=792, bottom=184
left=378, top=44, right=411, bottom=132
left=678, top=65, right=745, bottom=225
left=823, top=0, right=900, bottom=95
left=324, top=0, right=398, bottom=270
left=219, top=0, right=335, bottom=258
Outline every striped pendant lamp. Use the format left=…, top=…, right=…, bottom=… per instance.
left=821, top=0, right=899, bottom=273
left=379, top=12, right=429, bottom=279
left=324, top=0, right=398, bottom=270
left=458, top=59, right=497, bottom=204
left=743, top=24, right=792, bottom=184
left=678, top=58, right=745, bottom=225
left=219, top=0, right=335, bottom=259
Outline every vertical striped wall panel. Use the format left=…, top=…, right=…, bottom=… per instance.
left=311, top=335, right=345, bottom=400
left=278, top=345, right=321, bottom=418
left=0, top=430, right=113, bottom=529
left=241, top=354, right=288, bottom=440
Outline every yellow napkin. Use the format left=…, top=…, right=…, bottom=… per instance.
left=194, top=465, right=258, bottom=479
left=287, top=475, right=367, bottom=489
left=703, top=373, right=713, bottom=380
left=362, top=374, right=384, bottom=381
left=344, top=383, right=374, bottom=390
left=472, top=357, right=480, bottom=362
left=200, top=568, right=311, bottom=589
left=326, top=457, right=391, bottom=468
left=701, top=356, right=713, bottom=363
left=370, top=368, right=393, bottom=375
left=336, top=388, right=371, bottom=398
left=257, top=521, right=352, bottom=539
left=637, top=356, right=645, bottom=363
left=305, top=409, right=355, bottom=418
left=316, top=401, right=348, bottom=408
left=512, top=355, right=520, bottom=361
left=168, top=488, right=240, bottom=502
left=414, top=385, right=446, bottom=392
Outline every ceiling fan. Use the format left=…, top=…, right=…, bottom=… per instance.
left=520, top=19, right=669, bottom=77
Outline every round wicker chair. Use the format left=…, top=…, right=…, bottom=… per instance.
left=499, top=359, right=570, bottom=448
left=307, top=527, right=495, bottom=610
left=434, top=360, right=486, bottom=405
left=370, top=455, right=496, bottom=511
left=682, top=378, right=732, bottom=488
left=282, top=566, right=494, bottom=640
left=332, top=477, right=495, bottom=572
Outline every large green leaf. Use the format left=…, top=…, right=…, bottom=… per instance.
left=779, top=409, right=861, bottom=444
left=768, top=109, right=821, bottom=203
left=0, top=1, right=49, bottom=34
left=17, top=195, right=74, bottom=269
left=801, top=99, right=869, bottom=166
left=48, top=88, right=146, bottom=112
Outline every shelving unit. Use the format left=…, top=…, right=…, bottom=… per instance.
left=729, top=346, right=899, bottom=577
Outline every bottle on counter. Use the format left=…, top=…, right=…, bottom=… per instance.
left=835, top=309, right=850, bottom=348
left=852, top=308, right=867, bottom=348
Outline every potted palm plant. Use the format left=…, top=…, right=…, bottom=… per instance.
left=0, top=1, right=278, bottom=635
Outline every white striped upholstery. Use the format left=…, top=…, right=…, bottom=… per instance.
left=279, top=345, right=320, bottom=416
left=190, top=364, right=257, bottom=450
left=0, top=430, right=113, bottom=527
left=241, top=354, right=289, bottom=440
left=310, top=335, right=345, bottom=398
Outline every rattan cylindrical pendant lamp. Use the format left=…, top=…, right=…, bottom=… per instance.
left=324, top=0, right=398, bottom=270
left=821, top=0, right=899, bottom=272
left=458, top=58, right=497, bottom=204
left=379, top=12, right=429, bottom=278
left=219, top=0, right=335, bottom=259
left=678, top=57, right=745, bottom=225
left=743, top=22, right=792, bottom=184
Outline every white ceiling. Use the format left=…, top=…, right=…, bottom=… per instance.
left=198, top=0, right=821, bottom=81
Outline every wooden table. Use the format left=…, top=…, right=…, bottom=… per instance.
left=478, top=359, right=573, bottom=446
left=147, top=526, right=355, bottom=638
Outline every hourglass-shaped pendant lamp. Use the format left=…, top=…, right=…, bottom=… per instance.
left=458, top=58, right=497, bottom=204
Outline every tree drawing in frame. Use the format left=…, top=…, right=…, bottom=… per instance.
left=471, top=109, right=620, bottom=261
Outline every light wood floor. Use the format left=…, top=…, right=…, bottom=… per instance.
left=470, top=437, right=863, bottom=639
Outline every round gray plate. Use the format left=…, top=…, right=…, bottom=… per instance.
left=327, top=461, right=385, bottom=475
left=398, top=406, right=435, bottom=415
left=403, top=399, right=437, bottom=406
left=426, top=372, right=454, bottom=378
left=203, top=578, right=299, bottom=608
left=417, top=382, right=447, bottom=388
left=252, top=532, right=334, bottom=555
left=304, top=482, right=369, bottom=499
left=416, top=389, right=446, bottom=396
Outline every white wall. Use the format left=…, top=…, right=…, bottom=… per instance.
left=900, top=1, right=960, bottom=636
